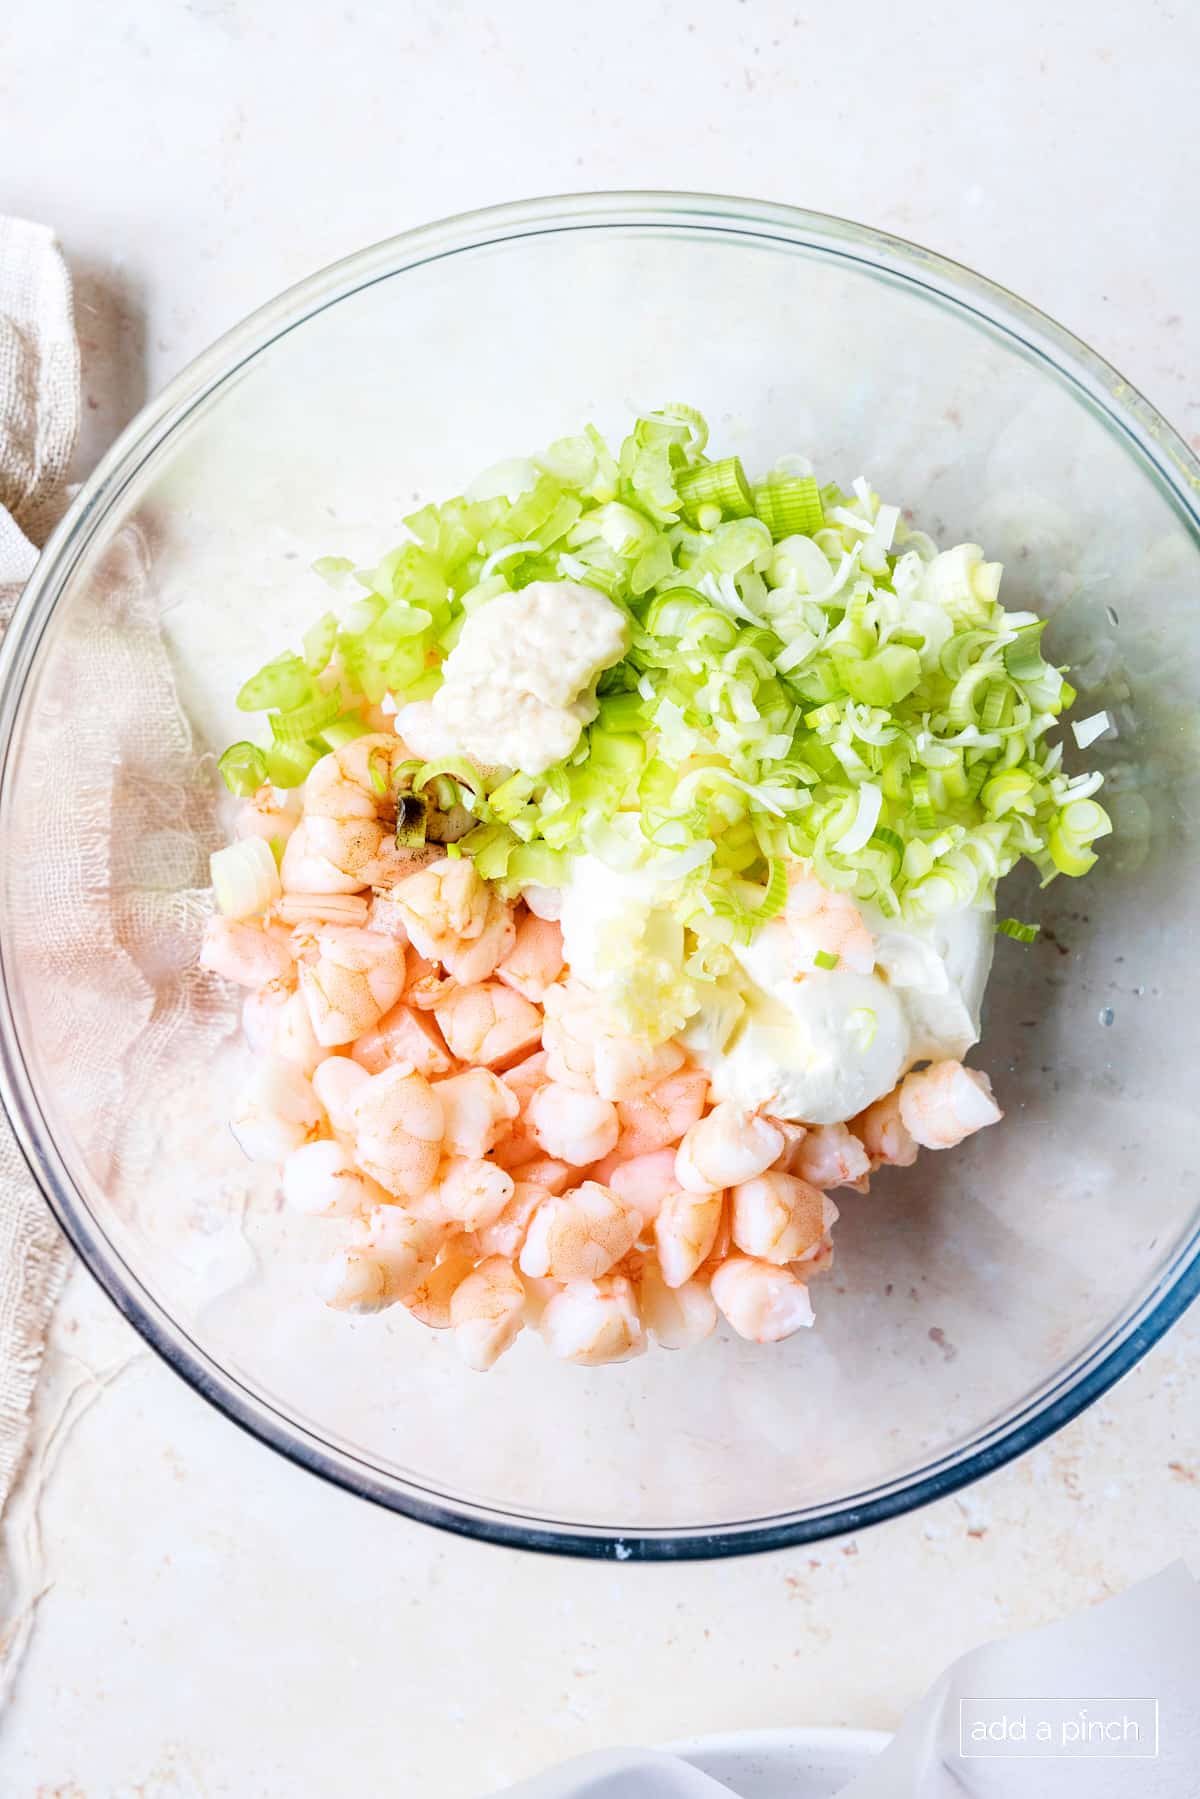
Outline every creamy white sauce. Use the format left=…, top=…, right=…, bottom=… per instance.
left=399, top=580, right=627, bottom=777
left=554, top=852, right=995, bottom=1125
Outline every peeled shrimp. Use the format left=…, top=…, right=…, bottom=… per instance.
left=513, top=1155, right=573, bottom=1196
left=201, top=916, right=295, bottom=989
left=674, top=1103, right=784, bottom=1194
left=434, top=982, right=543, bottom=1070
left=540, top=1274, right=646, bottom=1366
left=297, top=926, right=407, bottom=1047
left=404, top=1237, right=480, bottom=1329
left=607, top=1149, right=679, bottom=1226
left=654, top=1187, right=724, bottom=1288
left=283, top=736, right=415, bottom=893
left=519, top=1182, right=641, bottom=1282
left=767, top=1119, right=808, bottom=1175
left=273, top=988, right=328, bottom=1077
left=615, top=1067, right=709, bottom=1158
left=852, top=1087, right=918, bottom=1168
left=230, top=1059, right=324, bottom=1163
left=496, top=913, right=564, bottom=1003
left=476, top=1180, right=545, bottom=1260
left=710, top=1255, right=815, bottom=1342
left=405, top=956, right=459, bottom=1013
left=351, top=1000, right=453, bottom=1078
left=793, top=1122, right=871, bottom=1190
left=898, top=1060, right=1002, bottom=1150
left=423, top=1156, right=514, bottom=1230
left=318, top=1205, right=442, bottom=1313
left=234, top=784, right=301, bottom=846
left=311, top=1056, right=369, bottom=1134
left=242, top=984, right=290, bottom=1056
left=273, top=892, right=370, bottom=929
left=390, top=857, right=514, bottom=983
left=451, top=1257, right=527, bottom=1371
left=637, top=1259, right=717, bottom=1351
left=730, top=1172, right=837, bottom=1265
left=541, top=981, right=685, bottom=1101
left=351, top=1066, right=444, bottom=1199
left=435, top=1067, right=520, bottom=1159
left=282, top=1139, right=386, bottom=1218
left=784, top=865, right=875, bottom=976
left=527, top=1083, right=619, bottom=1167
left=491, top=1051, right=550, bottom=1170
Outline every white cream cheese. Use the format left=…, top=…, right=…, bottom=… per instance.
left=555, top=850, right=996, bottom=1125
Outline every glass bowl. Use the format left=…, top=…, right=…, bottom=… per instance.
left=2, top=194, right=1198, bottom=1560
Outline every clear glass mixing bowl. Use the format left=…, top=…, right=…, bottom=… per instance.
left=2, top=195, right=1198, bottom=1559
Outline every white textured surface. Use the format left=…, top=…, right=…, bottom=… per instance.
left=1, top=0, right=1198, bottom=1794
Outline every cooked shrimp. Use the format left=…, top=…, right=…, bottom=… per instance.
left=451, top=1257, right=527, bottom=1371
left=793, top=1122, right=871, bottom=1190
left=730, top=1172, right=837, bottom=1265
left=898, top=1060, right=1002, bottom=1149
left=404, top=1237, right=479, bottom=1330
left=390, top=857, right=507, bottom=979
left=350, top=1066, right=444, bottom=1200
left=527, top=1083, right=619, bottom=1167
left=674, top=1103, right=784, bottom=1194
left=284, top=736, right=416, bottom=893
left=607, top=1149, right=679, bottom=1226
left=405, top=957, right=459, bottom=1012
left=273, top=892, right=370, bottom=929
left=311, top=1056, right=369, bottom=1134
left=541, top=981, right=685, bottom=1101
left=282, top=1139, right=386, bottom=1218
left=273, top=988, right=328, bottom=1077
left=351, top=1000, right=453, bottom=1078
left=297, top=925, right=407, bottom=1047
left=424, top=1156, right=514, bottom=1230
left=767, top=1118, right=808, bottom=1175
left=513, top=1155, right=573, bottom=1195
left=230, top=1059, right=324, bottom=1162
left=784, top=864, right=875, bottom=976
left=366, top=891, right=413, bottom=941
left=519, top=1182, right=641, bottom=1282
left=710, top=1255, right=815, bottom=1342
left=540, top=1274, right=646, bottom=1365
left=615, top=1067, right=709, bottom=1157
left=496, top=913, right=565, bottom=1003
left=490, top=1051, right=550, bottom=1170
left=318, top=1206, right=442, bottom=1312
left=476, top=1180, right=545, bottom=1260
left=434, top=982, right=543, bottom=1070
left=200, top=916, right=295, bottom=989
left=242, top=984, right=290, bottom=1056
left=435, top=1067, right=520, bottom=1159
left=637, top=1259, right=717, bottom=1351
left=654, top=1187, right=724, bottom=1288
left=234, top=784, right=301, bottom=846
left=851, top=1087, right=918, bottom=1168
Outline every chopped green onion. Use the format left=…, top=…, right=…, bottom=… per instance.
left=269, top=690, right=342, bottom=744
left=319, top=711, right=372, bottom=750
left=998, top=917, right=1040, bottom=943
left=1071, top=711, right=1111, bottom=750
left=210, top=836, right=281, bottom=920
left=218, top=742, right=268, bottom=798
left=838, top=645, right=921, bottom=708
left=754, top=475, right=824, bottom=539
left=814, top=949, right=840, bottom=971
left=395, top=792, right=428, bottom=847
left=302, top=612, right=339, bottom=675
left=675, top=457, right=754, bottom=525
left=236, top=654, right=312, bottom=713
left=264, top=740, right=322, bottom=789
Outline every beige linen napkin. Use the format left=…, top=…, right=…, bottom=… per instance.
left=0, top=217, right=79, bottom=1517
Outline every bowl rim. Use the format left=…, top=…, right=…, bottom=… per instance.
left=1, top=189, right=1198, bottom=1561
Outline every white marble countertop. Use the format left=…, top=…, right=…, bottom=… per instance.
left=1, top=1, right=1198, bottom=1793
